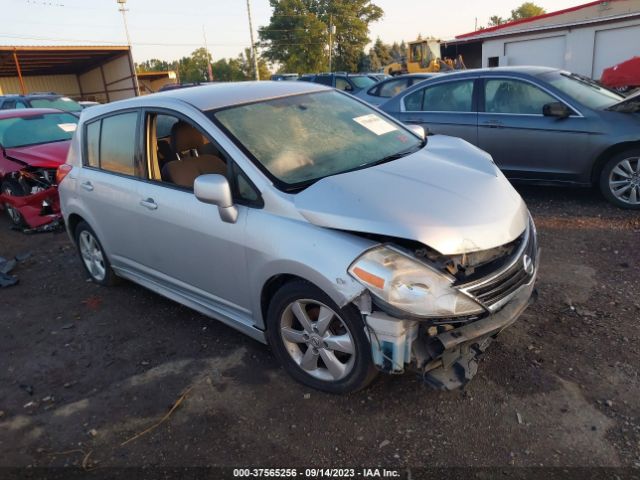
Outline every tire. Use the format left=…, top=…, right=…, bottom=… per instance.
left=599, top=149, right=640, bottom=209
left=266, top=280, right=377, bottom=394
left=1, top=179, right=26, bottom=227
left=74, top=221, right=119, bottom=286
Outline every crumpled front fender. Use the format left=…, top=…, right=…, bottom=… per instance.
left=0, top=186, right=61, bottom=229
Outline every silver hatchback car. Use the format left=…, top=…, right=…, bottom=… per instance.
left=58, top=82, right=538, bottom=393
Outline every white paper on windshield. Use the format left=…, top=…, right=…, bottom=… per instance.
left=353, top=114, right=397, bottom=136
left=58, top=123, right=77, bottom=132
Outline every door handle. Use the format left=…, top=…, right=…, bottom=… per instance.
left=81, top=181, right=94, bottom=191
left=482, top=120, right=504, bottom=128
left=139, top=198, right=158, bottom=210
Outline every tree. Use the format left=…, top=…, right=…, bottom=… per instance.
left=211, top=58, right=245, bottom=82
left=176, top=47, right=213, bottom=83
left=371, top=38, right=391, bottom=67
left=510, top=2, right=546, bottom=20
left=390, top=41, right=406, bottom=63
left=259, top=0, right=330, bottom=73
left=259, top=0, right=383, bottom=73
left=237, top=48, right=272, bottom=80
left=486, top=2, right=545, bottom=28
left=488, top=15, right=505, bottom=26
left=136, top=58, right=173, bottom=72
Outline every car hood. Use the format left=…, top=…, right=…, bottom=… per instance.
left=606, top=90, right=640, bottom=113
left=294, top=135, right=528, bottom=255
left=5, top=140, right=71, bottom=169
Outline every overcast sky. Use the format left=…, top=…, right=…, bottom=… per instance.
left=4, top=0, right=583, bottom=63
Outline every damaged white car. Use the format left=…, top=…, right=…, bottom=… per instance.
left=58, top=81, right=538, bottom=392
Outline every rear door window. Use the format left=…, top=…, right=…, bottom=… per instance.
left=314, top=76, right=333, bottom=86
left=335, top=77, right=351, bottom=91
left=378, top=78, right=411, bottom=98
left=100, top=113, right=139, bottom=175
left=84, top=111, right=142, bottom=176
left=421, top=80, right=474, bottom=112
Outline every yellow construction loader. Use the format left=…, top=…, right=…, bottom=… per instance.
left=384, top=38, right=465, bottom=76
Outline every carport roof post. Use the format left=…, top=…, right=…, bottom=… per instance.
left=12, top=49, right=26, bottom=95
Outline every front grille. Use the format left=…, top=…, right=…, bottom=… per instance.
left=456, top=219, right=537, bottom=312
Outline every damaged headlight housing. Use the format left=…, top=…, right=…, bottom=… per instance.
left=348, top=246, right=484, bottom=318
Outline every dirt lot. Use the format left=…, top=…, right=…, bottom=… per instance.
left=0, top=185, right=639, bottom=473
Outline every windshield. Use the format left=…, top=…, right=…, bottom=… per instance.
left=211, top=91, right=421, bottom=188
left=350, top=76, right=377, bottom=89
left=0, top=112, right=78, bottom=148
left=29, top=97, right=83, bottom=112
left=539, top=71, right=623, bottom=109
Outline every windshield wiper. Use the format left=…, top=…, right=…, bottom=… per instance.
left=372, top=143, right=424, bottom=167
left=283, top=141, right=425, bottom=193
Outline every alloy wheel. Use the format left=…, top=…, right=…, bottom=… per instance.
left=279, top=299, right=356, bottom=382
left=79, top=230, right=106, bottom=281
left=2, top=187, right=23, bottom=225
left=609, top=156, right=640, bottom=205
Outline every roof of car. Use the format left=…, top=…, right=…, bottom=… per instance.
left=0, top=108, right=64, bottom=119
left=0, top=93, right=65, bottom=99
left=83, top=81, right=331, bottom=118
left=427, top=66, right=560, bottom=79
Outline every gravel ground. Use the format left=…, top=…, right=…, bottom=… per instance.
left=0, top=185, right=639, bottom=472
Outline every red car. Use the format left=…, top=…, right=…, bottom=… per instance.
left=601, top=56, right=640, bottom=92
left=0, top=108, right=78, bottom=230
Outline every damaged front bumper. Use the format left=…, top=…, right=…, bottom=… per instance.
left=0, top=186, right=62, bottom=230
left=364, top=277, right=536, bottom=390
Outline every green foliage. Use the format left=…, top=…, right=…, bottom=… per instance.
left=488, top=15, right=505, bottom=26
left=390, top=41, right=406, bottom=63
left=259, top=0, right=382, bottom=73
left=371, top=38, right=391, bottom=67
left=486, top=2, right=546, bottom=28
left=510, top=2, right=546, bottom=20
left=138, top=47, right=271, bottom=84
left=136, top=58, right=172, bottom=72
left=211, top=58, right=246, bottom=82
left=176, top=47, right=213, bottom=83
left=237, top=48, right=272, bottom=80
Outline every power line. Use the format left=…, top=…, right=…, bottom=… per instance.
left=0, top=33, right=328, bottom=48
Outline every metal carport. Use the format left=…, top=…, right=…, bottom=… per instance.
left=0, top=45, right=138, bottom=102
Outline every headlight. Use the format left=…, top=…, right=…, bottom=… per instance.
left=348, top=246, right=484, bottom=318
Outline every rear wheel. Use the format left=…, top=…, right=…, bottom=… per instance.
left=1, top=179, right=26, bottom=227
left=599, top=150, right=640, bottom=209
left=266, top=281, right=377, bottom=393
left=74, top=221, right=119, bottom=286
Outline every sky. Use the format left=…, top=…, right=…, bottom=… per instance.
left=3, top=0, right=585, bottom=64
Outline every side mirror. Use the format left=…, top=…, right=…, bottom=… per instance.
left=543, top=102, right=571, bottom=118
left=406, top=124, right=426, bottom=140
left=194, top=174, right=238, bottom=224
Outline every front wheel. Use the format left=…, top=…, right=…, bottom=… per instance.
left=599, top=150, right=640, bottom=209
left=1, top=180, right=26, bottom=227
left=266, top=281, right=377, bottom=393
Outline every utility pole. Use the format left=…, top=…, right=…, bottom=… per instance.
left=246, top=0, right=260, bottom=80
left=117, top=0, right=140, bottom=95
left=328, top=15, right=335, bottom=72
left=203, top=25, right=213, bottom=81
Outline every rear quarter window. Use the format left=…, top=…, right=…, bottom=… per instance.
left=86, top=121, right=100, bottom=168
